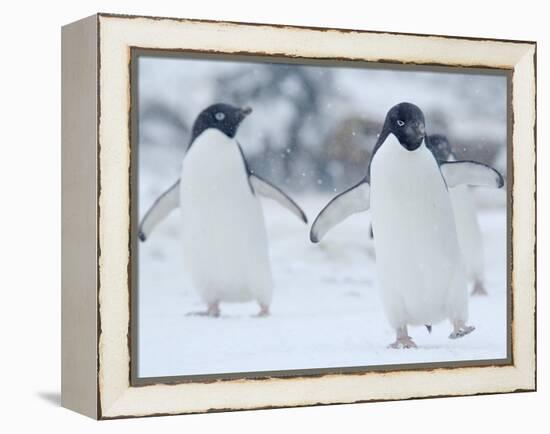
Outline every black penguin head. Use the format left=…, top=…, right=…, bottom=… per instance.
left=426, top=134, right=454, bottom=162
left=383, top=102, right=426, bottom=151
left=190, top=103, right=252, bottom=143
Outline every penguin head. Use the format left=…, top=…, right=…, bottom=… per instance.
left=190, top=103, right=252, bottom=143
left=384, top=102, right=426, bottom=151
left=426, top=134, right=453, bottom=162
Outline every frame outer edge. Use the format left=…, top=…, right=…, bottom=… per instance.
left=61, top=13, right=99, bottom=419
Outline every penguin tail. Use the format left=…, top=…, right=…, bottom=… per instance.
left=425, top=324, right=432, bottom=334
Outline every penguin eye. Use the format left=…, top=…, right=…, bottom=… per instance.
left=397, top=120, right=405, bottom=127
left=215, top=112, right=226, bottom=121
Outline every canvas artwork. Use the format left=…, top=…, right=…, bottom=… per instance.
left=133, top=53, right=508, bottom=381
left=61, top=14, right=535, bottom=419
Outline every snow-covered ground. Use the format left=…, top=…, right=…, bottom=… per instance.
left=137, top=188, right=507, bottom=378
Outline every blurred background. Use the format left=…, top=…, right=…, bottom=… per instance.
left=137, top=55, right=507, bottom=196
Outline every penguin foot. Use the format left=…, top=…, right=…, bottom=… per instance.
left=388, top=336, right=417, bottom=349
left=186, top=302, right=220, bottom=318
left=471, top=280, right=488, bottom=296
left=449, top=322, right=475, bottom=339
left=253, top=304, right=270, bottom=318
left=388, top=326, right=417, bottom=349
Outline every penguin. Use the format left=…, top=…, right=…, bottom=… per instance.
left=310, top=102, right=503, bottom=348
left=139, top=103, right=308, bottom=317
left=426, top=134, right=488, bottom=296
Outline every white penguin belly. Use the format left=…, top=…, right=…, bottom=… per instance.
left=179, top=129, right=272, bottom=304
left=370, top=135, right=467, bottom=327
left=449, top=185, right=484, bottom=282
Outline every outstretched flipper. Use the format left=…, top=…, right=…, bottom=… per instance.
left=138, top=180, right=180, bottom=242
left=249, top=174, right=308, bottom=224
left=310, top=180, right=370, bottom=243
left=440, top=161, right=504, bottom=189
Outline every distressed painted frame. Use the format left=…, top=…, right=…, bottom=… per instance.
left=61, top=13, right=536, bottom=419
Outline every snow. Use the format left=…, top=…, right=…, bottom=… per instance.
left=137, top=189, right=507, bottom=378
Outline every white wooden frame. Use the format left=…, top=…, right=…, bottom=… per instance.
left=61, top=13, right=536, bottom=419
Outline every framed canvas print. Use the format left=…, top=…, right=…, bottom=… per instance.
left=61, top=13, right=536, bottom=419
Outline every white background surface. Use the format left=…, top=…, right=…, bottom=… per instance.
left=0, top=1, right=546, bottom=432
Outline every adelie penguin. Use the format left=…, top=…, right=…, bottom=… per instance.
left=139, top=103, right=308, bottom=317
left=426, top=134, right=489, bottom=296
left=310, top=102, right=504, bottom=348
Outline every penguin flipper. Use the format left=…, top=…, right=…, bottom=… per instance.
left=440, top=161, right=504, bottom=189
left=138, top=180, right=180, bottom=242
left=310, top=180, right=370, bottom=243
left=249, top=174, right=308, bottom=224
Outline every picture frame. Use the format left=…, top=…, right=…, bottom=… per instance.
left=61, top=13, right=536, bottom=419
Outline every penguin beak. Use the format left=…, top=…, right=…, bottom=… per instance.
left=240, top=106, right=253, bottom=117
left=402, top=122, right=425, bottom=151
left=411, top=123, right=425, bottom=148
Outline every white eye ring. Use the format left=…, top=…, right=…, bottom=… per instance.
left=215, top=112, right=226, bottom=121
left=397, top=120, right=405, bottom=127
